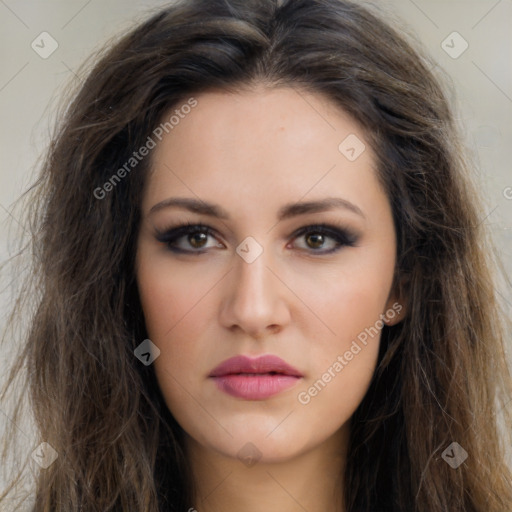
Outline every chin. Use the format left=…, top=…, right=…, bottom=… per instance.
left=196, top=425, right=316, bottom=464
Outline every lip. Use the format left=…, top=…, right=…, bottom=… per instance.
left=209, top=355, right=303, bottom=400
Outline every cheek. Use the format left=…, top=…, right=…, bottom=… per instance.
left=136, top=252, right=219, bottom=340
left=135, top=254, right=219, bottom=410
left=289, top=250, right=394, bottom=416
left=289, top=248, right=395, bottom=349
left=291, top=285, right=386, bottom=437
left=294, top=281, right=384, bottom=402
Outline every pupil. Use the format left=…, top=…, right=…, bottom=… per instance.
left=307, top=233, right=324, bottom=249
left=189, top=231, right=207, bottom=248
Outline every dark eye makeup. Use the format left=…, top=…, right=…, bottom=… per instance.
left=154, top=221, right=359, bottom=255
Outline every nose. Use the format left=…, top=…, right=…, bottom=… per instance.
left=218, top=245, right=291, bottom=338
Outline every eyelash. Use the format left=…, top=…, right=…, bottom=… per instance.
left=154, top=221, right=359, bottom=255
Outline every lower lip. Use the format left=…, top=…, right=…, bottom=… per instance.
left=211, top=374, right=301, bottom=400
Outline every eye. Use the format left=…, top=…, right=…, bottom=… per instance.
left=290, top=223, right=358, bottom=254
left=154, top=222, right=358, bottom=255
left=155, top=222, right=223, bottom=254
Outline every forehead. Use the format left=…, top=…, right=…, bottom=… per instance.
left=151, top=85, right=367, bottom=161
left=143, top=87, right=386, bottom=221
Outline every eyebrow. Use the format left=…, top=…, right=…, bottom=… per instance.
left=148, top=197, right=365, bottom=220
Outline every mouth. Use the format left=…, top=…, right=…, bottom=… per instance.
left=209, top=355, right=303, bottom=400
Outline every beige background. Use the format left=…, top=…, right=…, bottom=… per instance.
left=0, top=0, right=511, bottom=504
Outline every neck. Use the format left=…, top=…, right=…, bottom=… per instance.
left=185, top=424, right=349, bottom=512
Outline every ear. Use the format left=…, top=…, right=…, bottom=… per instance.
left=383, top=275, right=409, bottom=326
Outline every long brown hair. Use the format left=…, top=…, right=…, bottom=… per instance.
left=1, top=0, right=511, bottom=510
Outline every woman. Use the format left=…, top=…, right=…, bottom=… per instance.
left=1, top=0, right=511, bottom=510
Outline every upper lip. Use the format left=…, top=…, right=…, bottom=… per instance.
left=209, top=355, right=303, bottom=378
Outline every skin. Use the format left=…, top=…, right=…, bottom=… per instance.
left=135, top=85, right=405, bottom=512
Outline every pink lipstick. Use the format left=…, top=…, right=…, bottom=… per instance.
left=209, top=355, right=303, bottom=400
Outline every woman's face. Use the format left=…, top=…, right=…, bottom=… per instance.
left=135, top=86, right=403, bottom=463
